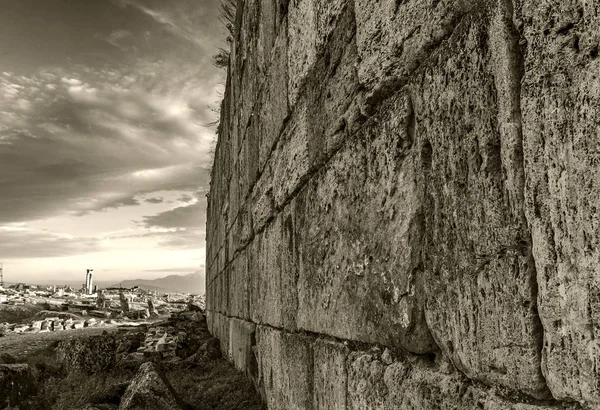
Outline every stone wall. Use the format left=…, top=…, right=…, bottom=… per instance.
left=206, top=0, right=600, bottom=408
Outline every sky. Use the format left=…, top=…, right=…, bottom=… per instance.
left=0, top=0, right=225, bottom=284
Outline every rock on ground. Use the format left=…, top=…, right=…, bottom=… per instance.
left=56, top=334, right=117, bottom=374
left=118, top=362, right=185, bottom=410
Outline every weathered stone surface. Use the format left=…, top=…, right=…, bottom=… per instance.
left=288, top=0, right=349, bottom=107
left=347, top=350, right=569, bottom=410
left=0, top=364, right=36, bottom=408
left=228, top=251, right=250, bottom=320
left=313, top=339, right=349, bottom=410
left=250, top=159, right=276, bottom=233
left=255, top=326, right=313, bottom=410
left=271, top=99, right=311, bottom=208
left=207, top=0, right=600, bottom=407
left=347, top=352, right=388, bottom=410
left=118, top=362, right=184, bottom=410
left=287, top=0, right=318, bottom=107
left=354, top=0, right=481, bottom=101
left=294, top=92, right=435, bottom=353
left=56, top=335, right=117, bottom=374
left=249, top=209, right=298, bottom=330
left=519, top=0, right=600, bottom=405
left=258, top=19, right=289, bottom=173
left=228, top=318, right=257, bottom=378
left=211, top=312, right=230, bottom=360
left=410, top=5, right=547, bottom=397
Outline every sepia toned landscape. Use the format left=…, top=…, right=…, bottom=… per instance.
left=3, top=0, right=600, bottom=409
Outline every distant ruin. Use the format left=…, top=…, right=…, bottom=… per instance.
left=84, top=269, right=94, bottom=295
left=206, top=0, right=600, bottom=408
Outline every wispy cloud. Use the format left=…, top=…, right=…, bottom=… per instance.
left=0, top=226, right=102, bottom=258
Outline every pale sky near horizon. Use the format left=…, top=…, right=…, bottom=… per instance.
left=0, top=0, right=224, bottom=284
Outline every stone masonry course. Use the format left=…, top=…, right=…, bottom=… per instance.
left=206, top=0, right=600, bottom=408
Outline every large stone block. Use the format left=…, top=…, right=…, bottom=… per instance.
left=313, top=339, right=349, bottom=409
left=302, top=2, right=360, bottom=168
left=228, top=157, right=241, bottom=230
left=347, top=352, right=388, bottom=410
left=294, top=92, right=435, bottom=353
left=258, top=19, right=289, bottom=173
left=257, top=0, right=278, bottom=74
left=237, top=0, right=261, bottom=138
left=287, top=0, right=350, bottom=107
left=410, top=6, right=548, bottom=397
left=271, top=100, right=311, bottom=208
left=249, top=209, right=298, bottom=329
left=256, top=326, right=313, bottom=409
left=354, top=0, right=482, bottom=101
left=347, top=350, right=567, bottom=410
left=287, top=0, right=318, bottom=107
left=228, top=318, right=257, bottom=377
left=519, top=0, right=600, bottom=404
left=250, top=159, right=276, bottom=233
left=213, top=313, right=231, bottom=360
left=229, top=251, right=250, bottom=320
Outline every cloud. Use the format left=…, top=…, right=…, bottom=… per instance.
left=61, top=77, right=82, bottom=86
left=76, top=196, right=141, bottom=216
left=0, top=68, right=214, bottom=223
left=136, top=189, right=207, bottom=250
left=0, top=227, right=102, bottom=258
left=113, top=0, right=222, bottom=52
left=157, top=229, right=206, bottom=249
left=178, top=194, right=193, bottom=203
left=145, top=197, right=164, bottom=204
left=105, top=29, right=134, bottom=51
left=141, top=201, right=205, bottom=230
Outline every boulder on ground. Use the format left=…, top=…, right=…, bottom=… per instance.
left=187, top=302, right=203, bottom=312
left=184, top=338, right=221, bottom=364
left=0, top=364, right=37, bottom=408
left=118, top=362, right=185, bottom=410
left=31, top=320, right=43, bottom=330
left=56, top=335, right=117, bottom=374
left=189, top=312, right=204, bottom=322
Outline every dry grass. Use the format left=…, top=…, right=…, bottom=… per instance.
left=213, top=0, right=237, bottom=69
left=165, top=359, right=265, bottom=410
left=13, top=342, right=264, bottom=410
left=0, top=304, right=47, bottom=324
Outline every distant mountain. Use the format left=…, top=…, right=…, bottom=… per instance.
left=111, top=271, right=205, bottom=295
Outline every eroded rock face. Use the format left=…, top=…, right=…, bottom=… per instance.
left=412, top=3, right=548, bottom=398
left=294, top=92, right=435, bottom=353
left=118, top=362, right=184, bottom=410
left=207, top=0, right=600, bottom=407
left=519, top=0, right=600, bottom=405
left=56, top=335, right=117, bottom=374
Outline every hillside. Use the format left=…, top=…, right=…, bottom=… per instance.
left=113, top=271, right=205, bottom=295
